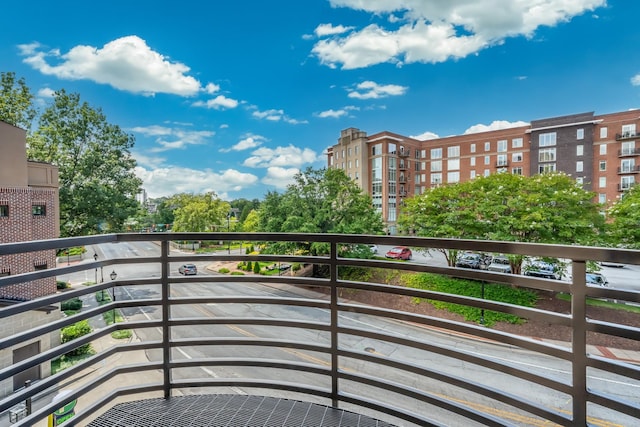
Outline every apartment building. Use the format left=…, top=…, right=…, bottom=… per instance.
left=0, top=120, right=61, bottom=394
left=328, top=110, right=640, bottom=232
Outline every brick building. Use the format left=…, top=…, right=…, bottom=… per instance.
left=328, top=110, right=639, bottom=233
left=0, top=120, right=61, bottom=394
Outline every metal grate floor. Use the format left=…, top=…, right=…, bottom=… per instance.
left=87, top=394, right=398, bottom=426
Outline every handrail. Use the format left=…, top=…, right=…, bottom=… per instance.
left=0, top=233, right=639, bottom=426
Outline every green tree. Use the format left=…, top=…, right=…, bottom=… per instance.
left=257, top=167, right=384, bottom=254
left=607, top=185, right=640, bottom=248
left=28, top=90, right=142, bottom=236
left=0, top=72, right=37, bottom=130
left=399, top=173, right=604, bottom=272
left=242, top=209, right=260, bottom=232
left=171, top=192, right=230, bottom=232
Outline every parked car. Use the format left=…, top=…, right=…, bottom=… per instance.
left=486, top=256, right=512, bottom=274
left=586, top=272, right=608, bottom=286
left=178, top=263, right=198, bottom=275
left=368, top=244, right=378, bottom=254
left=385, top=246, right=412, bottom=260
left=524, top=261, right=560, bottom=280
left=455, top=253, right=490, bottom=269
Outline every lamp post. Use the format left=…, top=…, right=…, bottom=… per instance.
left=110, top=270, right=117, bottom=323
left=93, top=253, right=98, bottom=284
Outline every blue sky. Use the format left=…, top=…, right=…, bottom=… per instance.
left=2, top=0, right=638, bottom=200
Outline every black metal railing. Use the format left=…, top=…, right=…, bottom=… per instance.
left=0, top=233, right=639, bottom=426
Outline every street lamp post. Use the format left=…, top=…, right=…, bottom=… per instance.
left=93, top=253, right=98, bottom=284
left=110, top=270, right=117, bottom=323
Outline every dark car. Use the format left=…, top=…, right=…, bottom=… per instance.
left=385, top=246, right=412, bottom=260
left=178, top=263, right=197, bottom=275
left=524, top=261, right=559, bottom=280
left=455, top=253, right=489, bottom=269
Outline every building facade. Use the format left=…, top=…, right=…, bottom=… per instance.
left=0, top=120, right=61, bottom=395
left=327, top=110, right=640, bottom=232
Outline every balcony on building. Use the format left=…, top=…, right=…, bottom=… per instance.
left=617, top=165, right=640, bottom=174
left=618, top=182, right=636, bottom=191
left=398, top=149, right=410, bottom=157
left=615, top=131, right=640, bottom=141
left=618, top=147, right=640, bottom=157
left=398, top=161, right=407, bottom=170
left=1, top=233, right=639, bottom=427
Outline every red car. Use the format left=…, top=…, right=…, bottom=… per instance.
left=385, top=246, right=412, bottom=260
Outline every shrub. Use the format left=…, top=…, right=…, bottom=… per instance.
left=61, top=297, right=82, bottom=312
left=57, top=280, right=70, bottom=290
left=246, top=261, right=253, bottom=271
left=230, top=271, right=245, bottom=275
left=253, top=262, right=261, bottom=274
left=61, top=320, right=92, bottom=357
left=218, top=268, right=230, bottom=274
left=237, top=262, right=245, bottom=270
left=292, top=263, right=302, bottom=272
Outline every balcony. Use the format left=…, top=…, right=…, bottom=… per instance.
left=398, top=150, right=410, bottom=158
left=618, top=148, right=640, bottom=157
left=617, top=165, right=640, bottom=174
left=615, top=131, right=640, bottom=141
left=1, top=233, right=639, bottom=426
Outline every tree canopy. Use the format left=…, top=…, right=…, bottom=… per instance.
left=169, top=192, right=230, bottom=232
left=27, top=90, right=142, bottom=236
left=607, top=185, right=640, bottom=248
left=0, top=72, right=36, bottom=130
left=257, top=167, right=384, bottom=254
left=399, top=173, right=605, bottom=269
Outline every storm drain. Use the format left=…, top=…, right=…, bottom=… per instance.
left=87, top=394, right=397, bottom=426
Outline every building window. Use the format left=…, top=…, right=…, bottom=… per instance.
left=355, top=146, right=358, bottom=155
left=621, top=141, right=636, bottom=156
left=599, top=144, right=607, bottom=155
left=483, top=156, right=490, bottom=165
left=34, top=262, right=48, bottom=271
left=539, top=132, right=557, bottom=147
left=621, top=176, right=635, bottom=190
left=347, top=148, right=352, bottom=156
left=430, top=173, right=442, bottom=186
left=576, top=161, right=583, bottom=172
left=622, top=124, right=636, bottom=137
left=598, top=194, right=606, bottom=204
left=484, top=142, right=490, bottom=151
left=599, top=160, right=606, bottom=171
left=484, top=169, right=490, bottom=177
left=497, top=154, right=508, bottom=167
left=512, top=138, right=523, bottom=148
left=512, top=152, right=523, bottom=162
left=600, top=127, right=607, bottom=139
left=431, top=160, right=442, bottom=172
left=538, top=163, right=556, bottom=174
left=470, top=170, right=476, bottom=179
left=447, top=159, right=460, bottom=171
left=0, top=205, right=8, bottom=217
left=372, top=144, right=382, bottom=156
left=621, top=158, right=636, bottom=173
left=32, top=204, right=46, bottom=216
left=576, top=177, right=584, bottom=185
left=470, top=143, right=476, bottom=153
left=447, top=146, right=460, bottom=157
left=431, top=148, right=442, bottom=159
left=355, top=172, right=359, bottom=180
left=539, top=148, right=556, bottom=162
left=447, top=171, right=460, bottom=183
left=577, top=128, right=584, bottom=140
left=0, top=268, right=9, bottom=277
left=512, top=167, right=523, bottom=175
left=470, top=157, right=476, bottom=166
left=577, top=145, right=583, bottom=156
left=599, top=177, right=606, bottom=188
left=348, top=160, right=352, bottom=168
left=389, top=143, right=397, bottom=155
left=355, top=159, right=359, bottom=168
left=497, top=140, right=507, bottom=152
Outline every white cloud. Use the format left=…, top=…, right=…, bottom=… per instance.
left=252, top=108, right=308, bottom=124
left=192, top=95, right=239, bottom=110
left=37, top=87, right=55, bottom=98
left=243, top=145, right=319, bottom=168
left=314, top=0, right=606, bottom=69
left=220, top=134, right=266, bottom=152
left=411, top=131, right=439, bottom=140
left=205, top=82, right=221, bottom=94
left=464, top=120, right=529, bottom=134
left=18, top=36, right=202, bottom=96
left=262, top=167, right=300, bottom=189
left=316, top=109, right=349, bottom=118
left=314, top=23, right=354, bottom=37
left=130, top=125, right=215, bottom=152
left=631, top=74, right=640, bottom=86
left=135, top=165, right=258, bottom=199
left=348, top=80, right=408, bottom=99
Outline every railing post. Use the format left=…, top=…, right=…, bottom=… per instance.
left=330, top=241, right=339, bottom=408
left=161, top=238, right=171, bottom=399
left=571, top=259, right=588, bottom=426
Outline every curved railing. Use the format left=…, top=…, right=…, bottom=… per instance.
left=0, top=233, right=639, bottom=426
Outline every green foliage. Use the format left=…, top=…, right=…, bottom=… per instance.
left=61, top=297, right=82, bottom=312
left=403, top=273, right=538, bottom=326
left=219, top=268, right=230, bottom=274
left=27, top=90, right=142, bottom=236
left=61, top=320, right=93, bottom=357
left=0, top=72, right=37, bottom=130
left=253, top=261, right=261, bottom=274
left=57, top=280, right=70, bottom=290
left=231, top=271, right=245, bottom=275
left=169, top=192, right=230, bottom=232
left=111, top=330, right=132, bottom=339
left=246, top=261, right=253, bottom=271
left=292, top=263, right=302, bottom=272
left=607, top=185, right=640, bottom=248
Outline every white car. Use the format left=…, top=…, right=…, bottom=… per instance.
left=368, top=244, right=378, bottom=254
left=487, top=256, right=512, bottom=274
